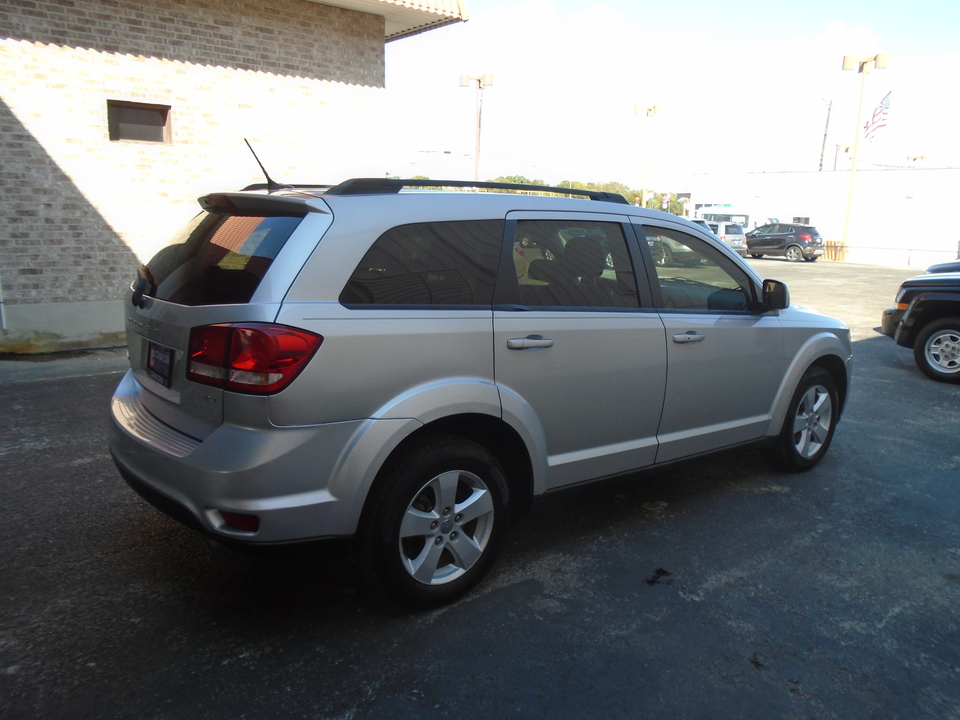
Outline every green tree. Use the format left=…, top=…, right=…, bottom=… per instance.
left=485, top=175, right=547, bottom=193
left=643, top=190, right=686, bottom=216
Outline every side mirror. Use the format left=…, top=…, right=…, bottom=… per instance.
left=762, top=279, right=789, bottom=310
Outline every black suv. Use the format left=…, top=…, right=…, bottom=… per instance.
left=747, top=224, right=824, bottom=262
left=882, top=271, right=960, bottom=382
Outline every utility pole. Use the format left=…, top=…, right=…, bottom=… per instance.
left=818, top=99, right=833, bottom=171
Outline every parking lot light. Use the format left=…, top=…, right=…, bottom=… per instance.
left=460, top=73, right=493, bottom=182
left=841, top=54, right=888, bottom=248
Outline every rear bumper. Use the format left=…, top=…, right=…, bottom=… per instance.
left=109, top=370, right=367, bottom=544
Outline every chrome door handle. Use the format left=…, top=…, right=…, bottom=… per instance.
left=507, top=335, right=554, bottom=350
left=673, top=332, right=705, bottom=344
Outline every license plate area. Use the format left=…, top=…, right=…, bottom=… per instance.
left=147, top=342, right=174, bottom=387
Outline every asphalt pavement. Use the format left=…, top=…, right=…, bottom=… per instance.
left=2, top=259, right=959, bottom=720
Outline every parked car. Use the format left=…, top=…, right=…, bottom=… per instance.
left=926, top=260, right=960, bottom=274
left=746, top=223, right=824, bottom=262
left=707, top=221, right=748, bottom=257
left=110, top=177, right=852, bottom=608
left=882, top=270, right=960, bottom=382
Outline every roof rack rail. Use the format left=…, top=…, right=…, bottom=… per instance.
left=241, top=183, right=335, bottom=192
left=323, top=178, right=630, bottom=204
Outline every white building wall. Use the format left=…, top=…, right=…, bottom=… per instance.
left=0, top=0, right=388, bottom=353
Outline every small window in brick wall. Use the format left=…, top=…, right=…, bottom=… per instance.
left=107, top=101, right=171, bottom=143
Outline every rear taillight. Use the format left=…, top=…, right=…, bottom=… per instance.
left=187, top=323, right=322, bottom=395
left=799, top=233, right=812, bottom=242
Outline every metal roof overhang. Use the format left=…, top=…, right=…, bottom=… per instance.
left=305, top=0, right=469, bottom=41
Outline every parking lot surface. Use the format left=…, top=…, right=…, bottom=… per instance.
left=2, top=260, right=958, bottom=719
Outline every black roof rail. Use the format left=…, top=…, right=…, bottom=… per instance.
left=323, top=178, right=630, bottom=204
left=241, top=183, right=334, bottom=192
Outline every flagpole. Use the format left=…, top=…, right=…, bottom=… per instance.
left=841, top=54, right=888, bottom=251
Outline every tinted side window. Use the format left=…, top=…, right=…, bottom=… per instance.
left=340, top=220, right=503, bottom=306
left=643, top=228, right=751, bottom=311
left=512, top=220, right=638, bottom=308
left=147, top=212, right=304, bottom=306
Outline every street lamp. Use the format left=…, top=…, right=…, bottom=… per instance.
left=841, top=53, right=888, bottom=248
left=635, top=104, right=659, bottom=207
left=460, top=73, right=493, bottom=182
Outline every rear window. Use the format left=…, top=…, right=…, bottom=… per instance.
left=145, top=212, right=304, bottom=306
left=725, top=224, right=744, bottom=234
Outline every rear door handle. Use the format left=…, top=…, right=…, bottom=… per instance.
left=507, top=335, right=554, bottom=350
left=673, top=332, right=705, bottom=344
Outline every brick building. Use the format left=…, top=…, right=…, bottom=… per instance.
left=0, top=0, right=466, bottom=353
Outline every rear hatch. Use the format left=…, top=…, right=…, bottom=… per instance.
left=123, top=193, right=332, bottom=440
left=718, top=223, right=745, bottom=247
left=804, top=227, right=824, bottom=245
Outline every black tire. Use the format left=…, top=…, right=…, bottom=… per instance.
left=656, top=246, right=673, bottom=266
left=785, top=245, right=804, bottom=262
left=765, top=367, right=839, bottom=472
left=913, top=318, right=960, bottom=383
left=750, top=253, right=763, bottom=259
left=804, top=256, right=818, bottom=262
left=359, top=436, right=510, bottom=608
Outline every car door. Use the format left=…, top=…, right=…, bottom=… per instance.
left=493, top=212, right=667, bottom=490
left=748, top=224, right=775, bottom=253
left=634, top=221, right=784, bottom=462
left=770, top=224, right=796, bottom=253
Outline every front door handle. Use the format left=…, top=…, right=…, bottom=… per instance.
left=507, top=335, right=554, bottom=350
left=673, top=332, right=705, bottom=344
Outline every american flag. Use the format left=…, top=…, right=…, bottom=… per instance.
left=863, top=91, right=892, bottom=142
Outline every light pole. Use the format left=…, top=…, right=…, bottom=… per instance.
left=834, top=144, right=851, bottom=171
left=635, top=104, right=658, bottom=207
left=841, top=53, right=888, bottom=248
left=460, top=73, right=493, bottom=182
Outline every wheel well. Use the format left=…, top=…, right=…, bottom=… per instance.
left=362, top=414, right=534, bottom=527
left=811, top=355, right=848, bottom=415
left=907, top=308, right=960, bottom=346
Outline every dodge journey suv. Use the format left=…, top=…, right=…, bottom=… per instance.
left=110, top=178, right=852, bottom=607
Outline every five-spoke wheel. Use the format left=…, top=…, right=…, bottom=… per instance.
left=360, top=436, right=509, bottom=608
left=766, top=367, right=839, bottom=471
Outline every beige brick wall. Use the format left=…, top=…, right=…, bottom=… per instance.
left=0, top=0, right=388, bottom=350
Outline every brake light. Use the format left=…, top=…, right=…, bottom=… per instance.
left=188, top=323, right=322, bottom=394
left=799, top=233, right=812, bottom=242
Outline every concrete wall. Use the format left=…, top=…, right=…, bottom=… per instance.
left=0, top=0, right=388, bottom=352
left=690, top=168, right=960, bottom=270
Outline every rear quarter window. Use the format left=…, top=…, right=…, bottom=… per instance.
left=339, top=220, right=504, bottom=307
left=146, top=212, right=304, bottom=306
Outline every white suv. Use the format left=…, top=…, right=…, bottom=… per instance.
left=110, top=178, right=852, bottom=607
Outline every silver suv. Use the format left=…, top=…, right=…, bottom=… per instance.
left=109, top=178, right=852, bottom=607
left=707, top=221, right=748, bottom=257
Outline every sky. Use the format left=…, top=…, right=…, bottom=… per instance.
left=382, top=0, right=960, bottom=191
